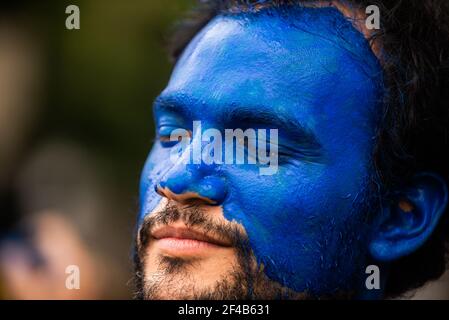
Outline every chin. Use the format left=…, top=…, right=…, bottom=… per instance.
left=139, top=245, right=243, bottom=300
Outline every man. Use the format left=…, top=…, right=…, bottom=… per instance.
left=134, top=0, right=449, bottom=299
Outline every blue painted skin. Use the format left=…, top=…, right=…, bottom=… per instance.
left=138, top=6, right=447, bottom=297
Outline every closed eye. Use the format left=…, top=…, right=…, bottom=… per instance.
left=276, top=143, right=324, bottom=164
left=158, top=126, right=191, bottom=147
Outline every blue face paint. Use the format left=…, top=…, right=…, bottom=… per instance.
left=139, top=6, right=384, bottom=295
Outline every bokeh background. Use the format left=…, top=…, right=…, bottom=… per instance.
left=0, top=0, right=448, bottom=299
left=0, top=0, right=194, bottom=299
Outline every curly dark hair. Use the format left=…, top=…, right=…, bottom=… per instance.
left=166, top=0, right=449, bottom=298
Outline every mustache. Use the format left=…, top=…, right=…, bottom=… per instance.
left=136, top=202, right=250, bottom=255
left=133, top=202, right=325, bottom=300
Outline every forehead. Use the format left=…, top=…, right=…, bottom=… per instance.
left=161, top=7, right=383, bottom=129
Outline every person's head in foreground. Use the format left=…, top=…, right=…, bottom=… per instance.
left=134, top=0, right=449, bottom=299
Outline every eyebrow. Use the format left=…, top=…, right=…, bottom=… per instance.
left=154, top=94, right=322, bottom=152
left=224, top=107, right=322, bottom=151
left=153, top=94, right=193, bottom=119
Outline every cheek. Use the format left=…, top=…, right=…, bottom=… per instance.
left=139, top=145, right=171, bottom=222
left=222, top=161, right=372, bottom=293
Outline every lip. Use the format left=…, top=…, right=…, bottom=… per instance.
left=150, top=226, right=232, bottom=255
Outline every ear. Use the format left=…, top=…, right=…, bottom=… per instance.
left=369, top=172, right=448, bottom=262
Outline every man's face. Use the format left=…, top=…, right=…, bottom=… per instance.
left=136, top=7, right=384, bottom=299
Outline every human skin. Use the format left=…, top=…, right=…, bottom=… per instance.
left=136, top=4, right=388, bottom=299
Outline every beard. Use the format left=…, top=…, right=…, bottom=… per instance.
left=133, top=201, right=317, bottom=300
left=132, top=200, right=365, bottom=300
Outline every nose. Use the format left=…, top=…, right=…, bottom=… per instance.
left=156, top=173, right=227, bottom=205
left=155, top=142, right=227, bottom=206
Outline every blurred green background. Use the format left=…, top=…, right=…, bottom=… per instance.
left=38, top=0, right=195, bottom=192
left=0, top=0, right=195, bottom=299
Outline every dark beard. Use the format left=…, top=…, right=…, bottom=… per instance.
left=133, top=202, right=313, bottom=300
left=131, top=190, right=378, bottom=300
